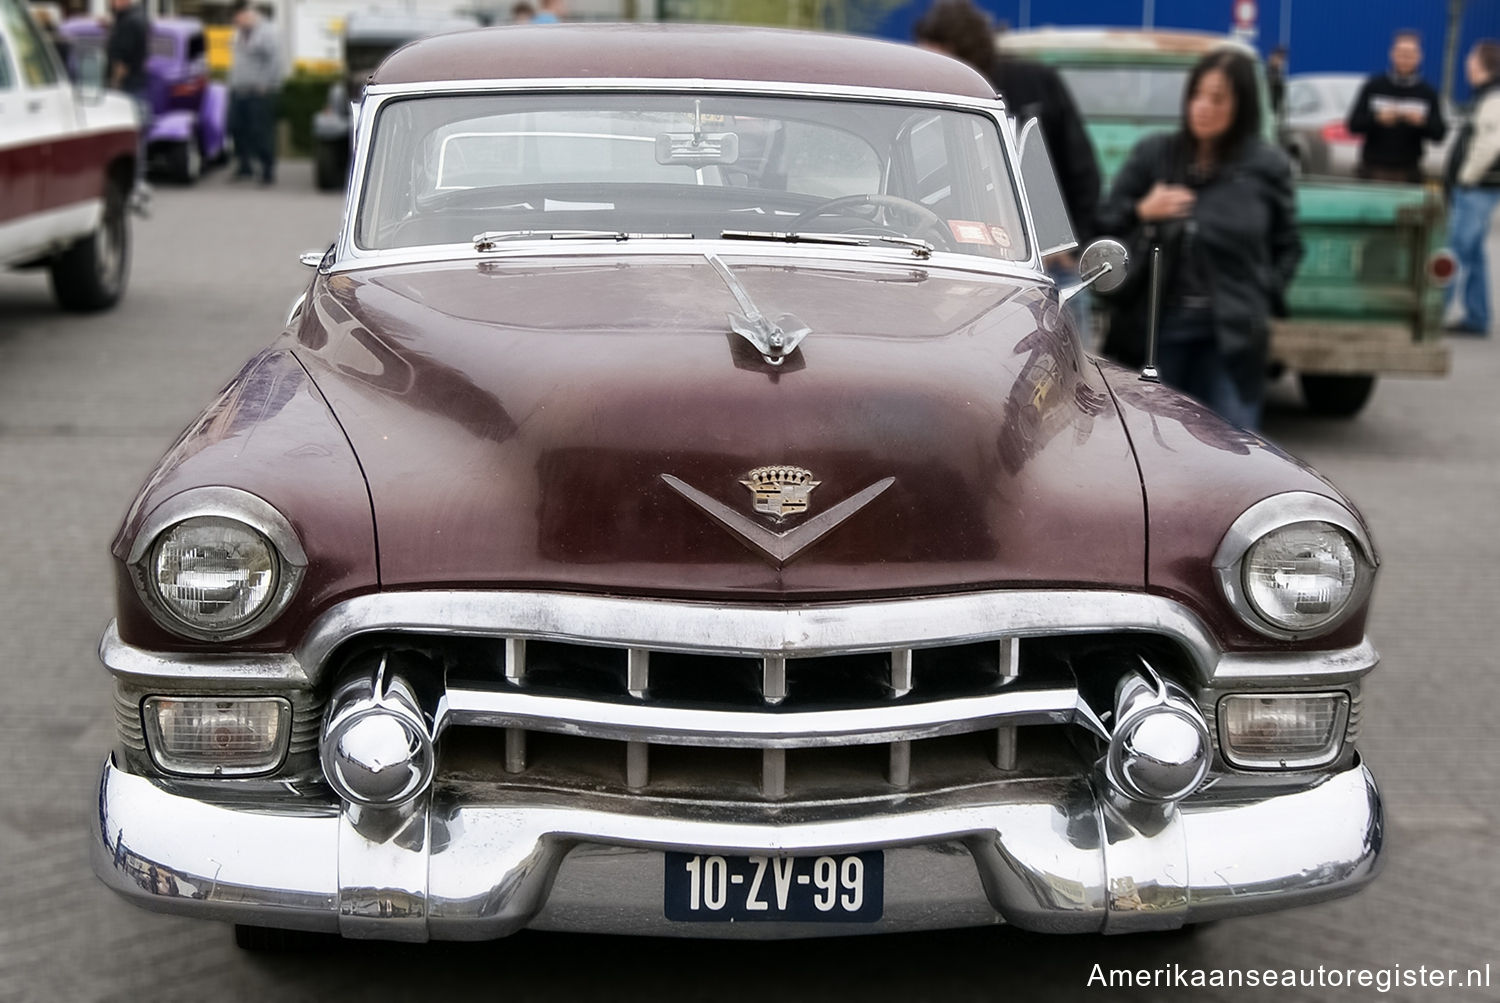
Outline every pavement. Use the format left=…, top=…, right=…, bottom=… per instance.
left=0, top=166, right=1497, bottom=1002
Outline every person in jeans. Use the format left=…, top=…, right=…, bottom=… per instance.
left=1099, top=49, right=1302, bottom=431
left=1347, top=30, right=1446, bottom=184
left=227, top=0, right=284, bottom=184
left=1444, top=40, right=1500, bottom=335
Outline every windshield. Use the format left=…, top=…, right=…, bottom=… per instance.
left=1058, top=66, right=1188, bottom=121
left=356, top=92, right=1030, bottom=261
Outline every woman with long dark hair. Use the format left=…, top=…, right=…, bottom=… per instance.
left=1099, top=48, right=1302, bottom=429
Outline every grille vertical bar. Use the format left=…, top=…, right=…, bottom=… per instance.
left=626, top=741, right=649, bottom=788
left=891, top=647, right=913, bottom=698
left=994, top=636, right=1021, bottom=768
left=628, top=648, right=650, bottom=699
left=888, top=740, right=912, bottom=786
left=762, top=655, right=787, bottom=705
left=505, top=638, right=527, bottom=772
left=761, top=748, right=786, bottom=798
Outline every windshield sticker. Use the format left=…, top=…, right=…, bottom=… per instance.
left=947, top=220, right=996, bottom=245
left=989, top=225, right=1013, bottom=249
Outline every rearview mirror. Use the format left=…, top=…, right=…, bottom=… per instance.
left=655, top=131, right=740, bottom=166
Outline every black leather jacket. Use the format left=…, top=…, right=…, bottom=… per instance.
left=1097, top=132, right=1303, bottom=398
left=985, top=54, right=1101, bottom=243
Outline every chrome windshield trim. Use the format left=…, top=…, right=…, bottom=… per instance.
left=438, top=679, right=1088, bottom=748
left=337, top=82, right=1038, bottom=274
left=360, top=77, right=1011, bottom=111
left=99, top=590, right=1381, bottom=688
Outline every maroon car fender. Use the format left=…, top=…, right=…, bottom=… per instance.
left=1097, top=360, right=1372, bottom=652
left=111, top=344, right=378, bottom=652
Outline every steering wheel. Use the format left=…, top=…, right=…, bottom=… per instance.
left=788, top=194, right=953, bottom=250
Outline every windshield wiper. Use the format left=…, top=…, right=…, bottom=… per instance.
left=720, top=229, right=933, bottom=260
left=473, top=230, right=693, bottom=251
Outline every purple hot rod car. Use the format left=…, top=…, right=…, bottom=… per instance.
left=60, top=16, right=228, bottom=183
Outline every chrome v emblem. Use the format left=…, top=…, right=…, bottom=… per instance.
left=661, top=474, right=895, bottom=567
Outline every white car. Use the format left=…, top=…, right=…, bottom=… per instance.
left=1, top=0, right=138, bottom=310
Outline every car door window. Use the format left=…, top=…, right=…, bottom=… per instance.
left=0, top=0, right=58, bottom=86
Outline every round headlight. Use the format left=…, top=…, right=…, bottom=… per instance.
left=151, top=516, right=279, bottom=633
left=1242, top=521, right=1358, bottom=631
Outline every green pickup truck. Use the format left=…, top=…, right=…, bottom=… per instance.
left=1000, top=28, right=1450, bottom=417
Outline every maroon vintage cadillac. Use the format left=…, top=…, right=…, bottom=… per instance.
left=91, top=24, right=1382, bottom=947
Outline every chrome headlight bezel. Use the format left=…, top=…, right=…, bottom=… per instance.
left=127, top=487, right=308, bottom=642
left=1212, top=492, right=1378, bottom=641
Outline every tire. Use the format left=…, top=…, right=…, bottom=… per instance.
left=314, top=141, right=344, bottom=191
left=1299, top=373, right=1377, bottom=418
left=49, top=176, right=129, bottom=313
left=166, top=140, right=202, bottom=184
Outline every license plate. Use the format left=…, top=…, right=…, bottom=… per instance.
left=663, top=851, right=883, bottom=922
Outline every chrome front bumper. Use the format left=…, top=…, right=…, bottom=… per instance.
left=91, top=756, right=1382, bottom=940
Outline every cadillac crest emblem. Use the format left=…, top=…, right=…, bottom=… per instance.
left=741, top=465, right=820, bottom=519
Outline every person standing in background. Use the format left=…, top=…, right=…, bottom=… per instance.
left=227, top=0, right=284, bottom=185
left=912, top=0, right=1100, bottom=322
left=1266, top=45, right=1287, bottom=120
left=532, top=0, right=563, bottom=23
left=1443, top=41, right=1500, bottom=335
left=1347, top=30, right=1446, bottom=184
left=1098, top=49, right=1302, bottom=431
left=106, top=0, right=149, bottom=199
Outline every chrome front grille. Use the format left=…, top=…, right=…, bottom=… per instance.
left=331, top=631, right=1189, bottom=801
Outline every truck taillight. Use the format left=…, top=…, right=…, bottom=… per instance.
left=1429, top=250, right=1457, bottom=286
left=1320, top=121, right=1355, bottom=144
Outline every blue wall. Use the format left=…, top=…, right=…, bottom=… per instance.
left=869, top=0, right=1500, bottom=101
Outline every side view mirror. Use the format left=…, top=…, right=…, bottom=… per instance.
left=1060, top=238, right=1129, bottom=304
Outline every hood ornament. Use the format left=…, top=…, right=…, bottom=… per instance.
left=741, top=465, right=820, bottom=521
left=662, top=470, right=894, bottom=568
left=706, top=253, right=811, bottom=366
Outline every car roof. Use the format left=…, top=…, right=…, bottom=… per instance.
left=368, top=23, right=997, bottom=100
left=998, top=27, right=1255, bottom=60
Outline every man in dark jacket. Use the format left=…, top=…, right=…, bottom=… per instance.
left=1347, top=29, right=1447, bottom=183
left=106, top=0, right=147, bottom=94
left=106, top=0, right=149, bottom=195
left=912, top=0, right=1099, bottom=243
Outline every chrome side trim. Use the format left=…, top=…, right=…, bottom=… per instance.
left=437, top=679, right=1088, bottom=748
left=92, top=756, right=1383, bottom=939
left=98, top=590, right=1383, bottom=688
left=99, top=621, right=313, bottom=689
left=1212, top=491, right=1379, bottom=642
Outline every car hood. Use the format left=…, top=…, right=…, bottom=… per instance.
left=293, top=253, right=1145, bottom=598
